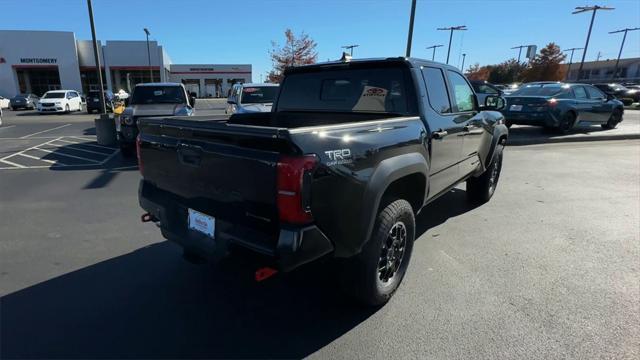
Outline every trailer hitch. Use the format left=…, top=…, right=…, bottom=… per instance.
left=141, top=212, right=158, bottom=223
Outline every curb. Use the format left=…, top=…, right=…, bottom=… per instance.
left=508, top=132, right=640, bottom=146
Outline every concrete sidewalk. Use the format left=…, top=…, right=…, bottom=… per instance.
left=508, top=109, right=640, bottom=146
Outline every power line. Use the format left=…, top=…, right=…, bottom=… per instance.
left=609, top=27, right=640, bottom=80
left=426, top=44, right=444, bottom=61
left=437, top=25, right=467, bottom=64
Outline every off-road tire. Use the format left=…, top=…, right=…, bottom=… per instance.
left=342, top=198, right=415, bottom=306
left=467, top=144, right=504, bottom=204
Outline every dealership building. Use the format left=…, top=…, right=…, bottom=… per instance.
left=0, top=30, right=252, bottom=98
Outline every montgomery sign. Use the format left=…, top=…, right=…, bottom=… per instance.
left=20, top=58, right=58, bottom=64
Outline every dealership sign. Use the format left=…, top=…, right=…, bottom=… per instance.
left=20, top=58, right=57, bottom=64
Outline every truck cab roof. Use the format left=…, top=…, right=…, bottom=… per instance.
left=284, top=57, right=461, bottom=74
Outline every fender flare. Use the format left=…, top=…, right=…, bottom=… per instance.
left=484, top=123, right=508, bottom=168
left=356, top=152, right=429, bottom=254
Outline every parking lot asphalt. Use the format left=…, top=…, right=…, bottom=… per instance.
left=0, top=107, right=639, bottom=359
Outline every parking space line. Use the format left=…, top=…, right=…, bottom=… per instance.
left=55, top=138, right=81, bottom=144
left=17, top=153, right=60, bottom=164
left=0, top=125, right=16, bottom=131
left=47, top=141, right=112, bottom=156
left=0, top=158, right=26, bottom=168
left=68, top=137, right=116, bottom=150
left=19, top=124, right=72, bottom=139
left=32, top=147, right=101, bottom=163
left=0, top=137, right=60, bottom=162
left=99, top=148, right=121, bottom=164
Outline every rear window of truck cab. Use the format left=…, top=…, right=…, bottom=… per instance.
left=131, top=86, right=186, bottom=105
left=276, top=66, right=417, bottom=115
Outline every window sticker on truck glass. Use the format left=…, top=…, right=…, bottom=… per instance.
left=352, top=86, right=388, bottom=112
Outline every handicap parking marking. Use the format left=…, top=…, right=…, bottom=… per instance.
left=0, top=136, right=120, bottom=170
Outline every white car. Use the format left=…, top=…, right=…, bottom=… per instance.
left=0, top=96, right=10, bottom=109
left=37, top=90, right=83, bottom=113
left=226, top=83, right=279, bottom=114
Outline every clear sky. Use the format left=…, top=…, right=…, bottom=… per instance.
left=2, top=0, right=639, bottom=81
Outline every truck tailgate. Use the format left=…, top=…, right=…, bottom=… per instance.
left=138, top=118, right=294, bottom=236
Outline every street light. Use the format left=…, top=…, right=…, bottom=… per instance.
left=86, top=0, right=106, bottom=115
left=572, top=5, right=614, bottom=80
left=437, top=25, right=467, bottom=64
left=341, top=44, right=360, bottom=56
left=406, top=0, right=417, bottom=57
left=609, top=27, right=640, bottom=80
left=461, top=53, right=467, bottom=72
left=511, top=44, right=535, bottom=63
left=426, top=44, right=443, bottom=61
left=563, top=47, right=584, bottom=80
left=143, top=28, right=152, bottom=81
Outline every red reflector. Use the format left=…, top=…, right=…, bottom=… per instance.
left=135, top=135, right=143, bottom=175
left=277, top=155, right=317, bottom=224
left=255, top=267, right=278, bottom=282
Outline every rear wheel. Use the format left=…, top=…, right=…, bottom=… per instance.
left=467, top=144, right=504, bottom=204
left=557, top=112, right=576, bottom=134
left=342, top=199, right=415, bottom=306
left=601, top=109, right=622, bottom=130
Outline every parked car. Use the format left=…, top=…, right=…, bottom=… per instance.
left=136, top=57, right=508, bottom=306
left=119, top=83, right=195, bottom=156
left=37, top=90, right=83, bottom=114
left=0, top=107, right=3, bottom=126
left=0, top=96, right=10, bottom=109
left=503, top=82, right=624, bottom=133
left=86, top=90, right=115, bottom=113
left=591, top=83, right=640, bottom=105
left=226, top=83, right=279, bottom=114
left=470, top=80, right=503, bottom=106
left=9, top=94, right=39, bottom=110
left=501, top=83, right=522, bottom=95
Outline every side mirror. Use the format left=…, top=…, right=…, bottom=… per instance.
left=484, top=95, right=506, bottom=111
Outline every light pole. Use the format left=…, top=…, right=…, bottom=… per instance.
left=406, top=0, right=417, bottom=57
left=341, top=44, right=360, bottom=56
left=511, top=44, right=534, bottom=63
left=426, top=44, right=443, bottom=61
left=461, top=53, right=467, bottom=72
left=437, top=26, right=467, bottom=64
left=86, top=0, right=106, bottom=115
left=563, top=47, right=584, bottom=80
left=143, top=28, right=152, bottom=81
left=573, top=5, right=614, bottom=80
left=609, top=27, right=640, bottom=80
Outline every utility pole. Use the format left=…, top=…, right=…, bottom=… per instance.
left=406, top=0, right=417, bottom=57
left=143, top=28, right=152, bottom=80
left=609, top=27, right=640, bottom=80
left=86, top=0, right=106, bottom=115
left=341, top=44, right=360, bottom=56
left=461, top=53, right=467, bottom=72
left=563, top=47, right=584, bottom=80
left=596, top=51, right=602, bottom=62
left=437, top=26, right=467, bottom=64
left=426, top=44, right=443, bottom=61
left=573, top=5, right=614, bottom=80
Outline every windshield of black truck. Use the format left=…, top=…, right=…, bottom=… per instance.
left=131, top=86, right=186, bottom=105
left=276, top=67, right=416, bottom=115
left=241, top=86, right=278, bottom=104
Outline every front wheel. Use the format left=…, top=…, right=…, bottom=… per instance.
left=65, top=104, right=70, bottom=113
left=601, top=109, right=622, bottom=130
left=342, top=199, right=415, bottom=306
left=467, top=144, right=504, bottom=204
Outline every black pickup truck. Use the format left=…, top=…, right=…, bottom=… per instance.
left=137, top=57, right=508, bottom=305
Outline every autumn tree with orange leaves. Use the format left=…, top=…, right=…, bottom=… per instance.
left=267, top=29, right=318, bottom=83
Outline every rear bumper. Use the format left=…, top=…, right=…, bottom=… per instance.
left=504, top=111, right=558, bottom=127
left=138, top=180, right=334, bottom=271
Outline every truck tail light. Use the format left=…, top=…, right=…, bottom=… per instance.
left=277, top=155, right=317, bottom=224
left=136, top=135, right=143, bottom=175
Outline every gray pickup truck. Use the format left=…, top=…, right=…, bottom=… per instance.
left=137, top=57, right=508, bottom=305
left=118, top=82, right=195, bottom=156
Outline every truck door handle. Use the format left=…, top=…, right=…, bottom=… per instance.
left=432, top=130, right=448, bottom=139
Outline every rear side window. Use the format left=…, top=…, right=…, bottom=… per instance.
left=573, top=86, right=588, bottom=99
left=447, top=70, right=475, bottom=112
left=421, top=67, right=451, bottom=114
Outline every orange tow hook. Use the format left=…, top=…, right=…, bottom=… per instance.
left=255, top=267, right=278, bottom=282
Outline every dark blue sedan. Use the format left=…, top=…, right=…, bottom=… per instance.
left=503, top=82, right=624, bottom=134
